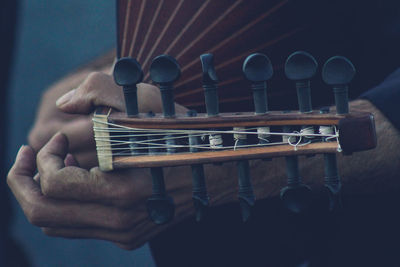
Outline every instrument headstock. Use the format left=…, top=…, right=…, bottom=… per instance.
left=93, top=51, right=376, bottom=222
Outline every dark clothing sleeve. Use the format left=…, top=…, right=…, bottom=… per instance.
left=360, top=68, right=400, bottom=131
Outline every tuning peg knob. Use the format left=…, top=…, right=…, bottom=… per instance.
left=147, top=195, right=175, bottom=225
left=187, top=110, right=210, bottom=222
left=200, top=54, right=219, bottom=116
left=150, top=55, right=181, bottom=117
left=201, top=53, right=218, bottom=84
left=324, top=185, right=342, bottom=212
left=280, top=184, right=313, bottom=214
left=322, top=56, right=355, bottom=114
left=243, top=53, right=273, bottom=114
left=146, top=167, right=175, bottom=225
left=243, top=53, right=273, bottom=82
left=113, top=57, right=143, bottom=116
left=285, top=51, right=318, bottom=113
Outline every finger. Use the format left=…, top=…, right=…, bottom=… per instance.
left=8, top=149, right=146, bottom=230
left=56, top=72, right=125, bottom=114
left=37, top=132, right=68, bottom=176
left=40, top=164, right=150, bottom=208
left=11, top=176, right=144, bottom=230
left=41, top=215, right=162, bottom=250
left=33, top=173, right=40, bottom=184
left=64, top=153, right=79, bottom=167
left=8, top=146, right=36, bottom=177
left=36, top=131, right=150, bottom=205
left=57, top=117, right=95, bottom=153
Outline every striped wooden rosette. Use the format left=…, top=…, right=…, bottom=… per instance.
left=116, top=0, right=310, bottom=112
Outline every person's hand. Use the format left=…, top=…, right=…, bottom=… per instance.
left=7, top=132, right=194, bottom=250
left=28, top=65, right=185, bottom=169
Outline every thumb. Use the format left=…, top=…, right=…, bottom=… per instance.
left=56, top=72, right=125, bottom=114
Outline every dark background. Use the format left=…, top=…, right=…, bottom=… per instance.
left=2, top=1, right=155, bottom=266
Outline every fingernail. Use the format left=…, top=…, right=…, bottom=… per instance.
left=16, top=145, right=27, bottom=160
left=56, top=89, right=76, bottom=107
left=17, top=145, right=25, bottom=154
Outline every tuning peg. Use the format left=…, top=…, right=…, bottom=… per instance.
left=243, top=53, right=273, bottom=115
left=150, top=55, right=181, bottom=117
left=322, top=56, right=355, bottom=114
left=145, top=111, right=175, bottom=224
left=285, top=51, right=318, bottom=113
left=280, top=125, right=312, bottom=214
left=200, top=53, right=222, bottom=149
left=323, top=153, right=342, bottom=212
left=113, top=57, right=143, bottom=116
left=281, top=184, right=313, bottom=214
left=321, top=56, right=354, bottom=211
left=147, top=167, right=175, bottom=224
left=237, top=160, right=256, bottom=222
left=200, top=54, right=255, bottom=222
left=200, top=54, right=219, bottom=116
left=187, top=110, right=210, bottom=222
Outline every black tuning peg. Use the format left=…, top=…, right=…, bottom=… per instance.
left=145, top=111, right=175, bottom=225
left=285, top=51, right=318, bottom=113
left=187, top=110, right=210, bottom=222
left=243, top=53, right=273, bottom=115
left=200, top=53, right=219, bottom=116
left=147, top=167, right=175, bottom=225
left=282, top=52, right=317, bottom=214
left=113, top=57, right=143, bottom=116
left=320, top=56, right=355, bottom=211
left=280, top=126, right=312, bottom=214
left=237, top=160, right=256, bottom=222
left=201, top=53, right=255, bottom=222
left=281, top=184, right=313, bottom=214
left=113, top=58, right=144, bottom=156
left=150, top=55, right=181, bottom=118
left=322, top=56, right=355, bottom=114
left=146, top=56, right=181, bottom=224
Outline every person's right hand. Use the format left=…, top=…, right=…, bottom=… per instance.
left=8, top=132, right=194, bottom=250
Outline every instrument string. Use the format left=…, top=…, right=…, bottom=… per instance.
left=93, top=119, right=340, bottom=157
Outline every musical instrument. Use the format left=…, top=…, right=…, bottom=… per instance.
left=116, top=0, right=317, bottom=112
left=93, top=51, right=377, bottom=224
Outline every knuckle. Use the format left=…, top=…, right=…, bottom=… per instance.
left=112, top=211, right=135, bottom=231
left=28, top=128, right=45, bottom=152
left=26, top=204, right=44, bottom=226
left=39, top=174, right=56, bottom=197
left=113, top=185, right=135, bottom=207
left=84, top=72, right=106, bottom=90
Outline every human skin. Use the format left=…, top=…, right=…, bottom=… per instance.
left=7, top=57, right=400, bottom=250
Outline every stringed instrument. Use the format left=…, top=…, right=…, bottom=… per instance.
left=92, top=0, right=377, bottom=225
left=93, top=51, right=376, bottom=224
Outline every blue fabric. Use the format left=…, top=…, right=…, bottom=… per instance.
left=361, top=68, right=400, bottom=131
